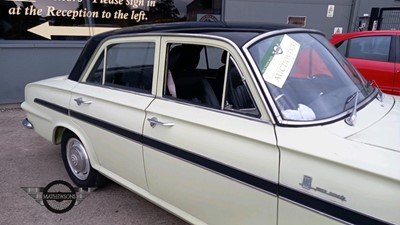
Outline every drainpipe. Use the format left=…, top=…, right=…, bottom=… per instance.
left=221, top=0, right=226, bottom=22
left=349, top=0, right=360, bottom=32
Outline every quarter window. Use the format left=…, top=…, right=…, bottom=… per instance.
left=348, top=36, right=391, bottom=62
left=86, top=42, right=155, bottom=93
left=223, top=57, right=259, bottom=117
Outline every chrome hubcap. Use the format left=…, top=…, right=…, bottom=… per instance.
left=66, top=138, right=90, bottom=180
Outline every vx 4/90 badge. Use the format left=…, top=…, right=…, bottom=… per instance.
left=300, top=175, right=347, bottom=202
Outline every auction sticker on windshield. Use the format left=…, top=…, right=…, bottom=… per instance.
left=260, top=34, right=300, bottom=88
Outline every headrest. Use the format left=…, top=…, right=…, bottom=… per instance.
left=169, top=44, right=202, bottom=72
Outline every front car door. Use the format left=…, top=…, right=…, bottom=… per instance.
left=244, top=31, right=400, bottom=225
left=69, top=36, right=159, bottom=190
left=341, top=35, right=396, bottom=94
left=142, top=36, right=280, bottom=224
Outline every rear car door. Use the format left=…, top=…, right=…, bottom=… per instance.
left=142, top=37, right=280, bottom=224
left=69, top=37, right=159, bottom=189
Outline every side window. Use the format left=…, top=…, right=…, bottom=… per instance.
left=223, top=57, right=259, bottom=117
left=86, top=42, right=155, bottom=93
left=164, top=43, right=259, bottom=117
left=348, top=36, right=391, bottom=62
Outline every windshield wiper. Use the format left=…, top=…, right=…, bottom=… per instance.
left=367, top=80, right=384, bottom=102
left=345, top=91, right=359, bottom=126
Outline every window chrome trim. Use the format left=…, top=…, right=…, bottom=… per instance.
left=78, top=82, right=155, bottom=97
left=157, top=96, right=272, bottom=125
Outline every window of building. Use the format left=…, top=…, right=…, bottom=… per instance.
left=1, top=0, right=87, bottom=40
left=0, top=0, right=222, bottom=40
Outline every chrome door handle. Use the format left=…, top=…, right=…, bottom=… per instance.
left=74, top=97, right=92, bottom=106
left=147, top=117, right=174, bottom=128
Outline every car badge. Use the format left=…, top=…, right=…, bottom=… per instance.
left=300, top=175, right=313, bottom=190
left=299, top=175, right=346, bottom=202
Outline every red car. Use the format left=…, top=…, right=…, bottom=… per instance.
left=330, top=30, right=400, bottom=95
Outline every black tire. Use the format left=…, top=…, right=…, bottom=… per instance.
left=61, top=130, right=107, bottom=188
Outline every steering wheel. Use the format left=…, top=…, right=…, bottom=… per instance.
left=274, top=93, right=299, bottom=110
left=274, top=94, right=286, bottom=108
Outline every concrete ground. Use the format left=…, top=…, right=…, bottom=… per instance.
left=0, top=105, right=188, bottom=225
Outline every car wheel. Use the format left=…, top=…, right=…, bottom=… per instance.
left=61, top=130, right=106, bottom=187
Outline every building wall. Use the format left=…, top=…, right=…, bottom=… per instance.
left=0, top=42, right=84, bottom=104
left=224, top=0, right=353, bottom=38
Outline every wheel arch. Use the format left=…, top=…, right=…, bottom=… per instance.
left=52, top=124, right=101, bottom=171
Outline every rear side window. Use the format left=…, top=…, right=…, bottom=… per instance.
left=86, top=42, right=155, bottom=93
left=347, top=36, right=391, bottom=62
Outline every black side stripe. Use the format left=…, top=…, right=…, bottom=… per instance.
left=35, top=98, right=394, bottom=225
left=279, top=186, right=393, bottom=225
left=34, top=98, right=69, bottom=115
left=69, top=110, right=142, bottom=142
left=143, top=137, right=278, bottom=195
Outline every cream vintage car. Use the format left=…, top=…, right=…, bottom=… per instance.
left=21, top=22, right=399, bottom=225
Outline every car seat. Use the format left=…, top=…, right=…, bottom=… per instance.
left=168, top=44, right=220, bottom=108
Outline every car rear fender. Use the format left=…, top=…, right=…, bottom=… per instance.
left=52, top=121, right=101, bottom=171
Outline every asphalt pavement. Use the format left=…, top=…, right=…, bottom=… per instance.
left=0, top=104, right=188, bottom=225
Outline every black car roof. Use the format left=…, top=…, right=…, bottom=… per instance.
left=94, top=21, right=295, bottom=39
left=69, top=21, right=296, bottom=81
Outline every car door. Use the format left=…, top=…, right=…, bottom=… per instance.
left=69, top=37, right=159, bottom=190
left=346, top=35, right=395, bottom=94
left=142, top=37, right=280, bottom=225
left=394, top=35, right=400, bottom=95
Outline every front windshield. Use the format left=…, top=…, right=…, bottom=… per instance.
left=248, top=33, right=374, bottom=121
